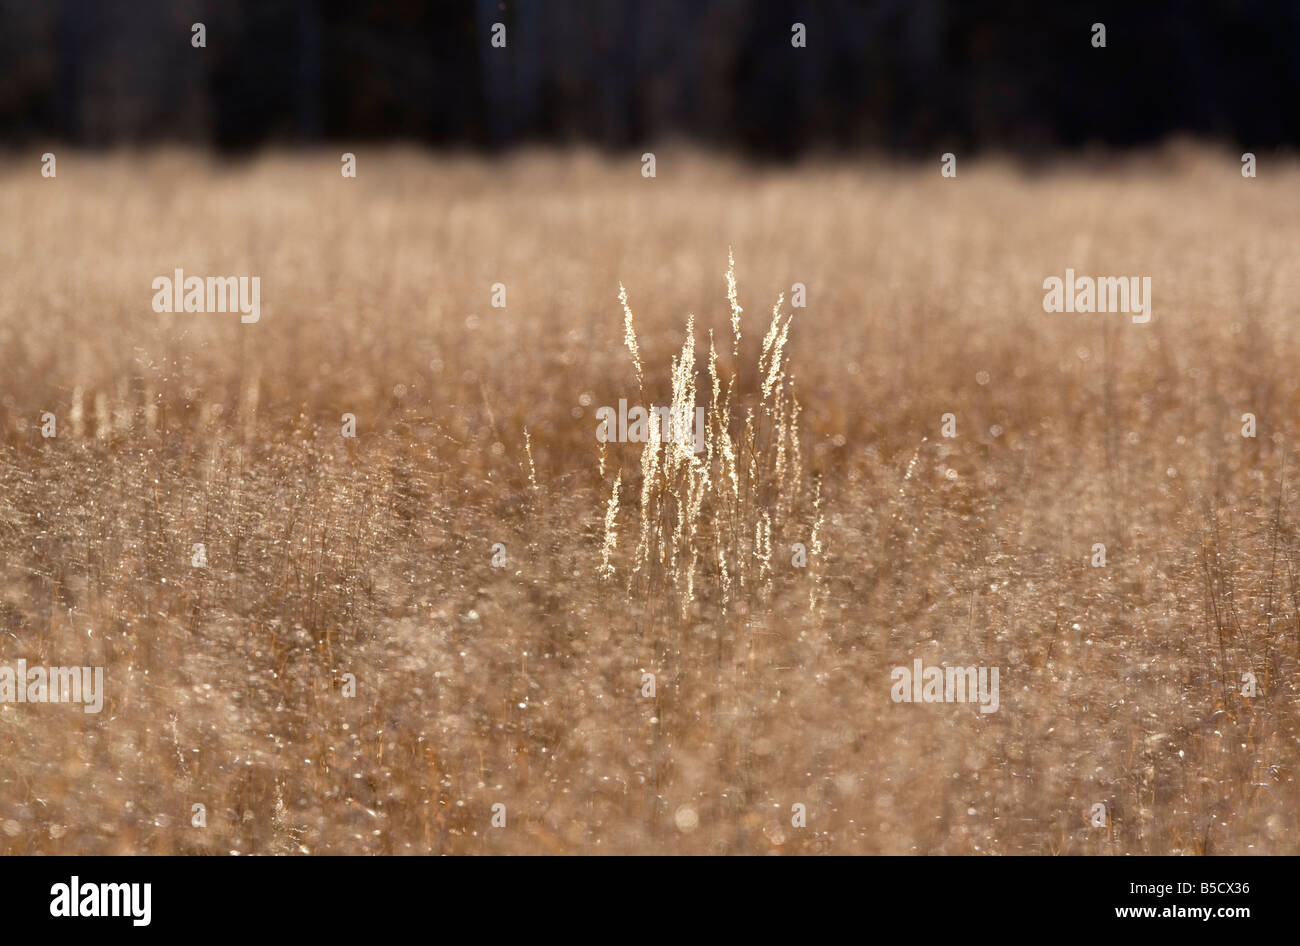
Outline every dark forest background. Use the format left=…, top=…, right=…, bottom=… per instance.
left=0, top=0, right=1297, bottom=156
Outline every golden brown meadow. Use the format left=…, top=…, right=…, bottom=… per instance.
left=0, top=145, right=1297, bottom=854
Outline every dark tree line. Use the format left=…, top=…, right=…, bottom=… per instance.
left=1, top=0, right=1297, bottom=155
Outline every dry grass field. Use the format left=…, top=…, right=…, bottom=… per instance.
left=1, top=144, right=1298, bottom=854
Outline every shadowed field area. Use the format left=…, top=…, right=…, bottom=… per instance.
left=0, top=146, right=1297, bottom=853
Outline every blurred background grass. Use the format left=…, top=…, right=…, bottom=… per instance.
left=0, top=147, right=1296, bottom=853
